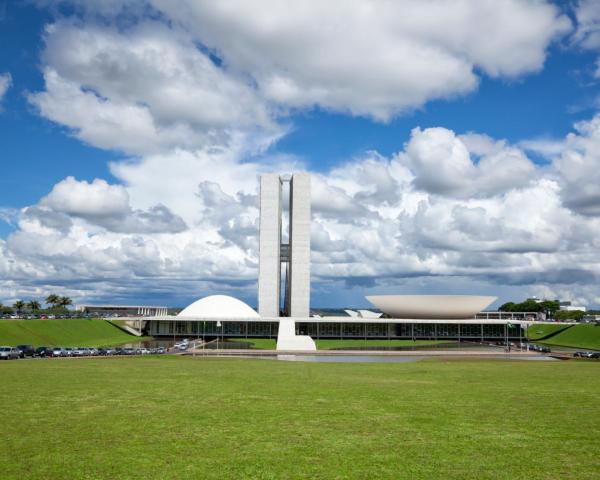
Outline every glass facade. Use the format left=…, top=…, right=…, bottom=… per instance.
left=147, top=320, right=523, bottom=340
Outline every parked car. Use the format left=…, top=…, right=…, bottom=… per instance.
left=16, top=344, right=36, bottom=358
left=0, top=346, right=21, bottom=360
left=122, top=347, right=135, bottom=355
left=88, top=347, right=98, bottom=356
left=35, top=346, right=50, bottom=357
left=64, top=347, right=74, bottom=357
left=574, top=351, right=595, bottom=358
left=49, top=347, right=64, bottom=357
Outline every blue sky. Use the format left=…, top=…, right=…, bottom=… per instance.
left=1, top=1, right=600, bottom=308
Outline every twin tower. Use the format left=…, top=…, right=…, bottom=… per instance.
left=258, top=173, right=311, bottom=318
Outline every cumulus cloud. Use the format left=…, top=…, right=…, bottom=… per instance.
left=146, top=0, right=570, bottom=120
left=400, top=127, right=536, bottom=198
left=38, top=176, right=187, bottom=233
left=553, top=113, right=600, bottom=216
left=6, top=112, right=600, bottom=305
left=29, top=21, right=283, bottom=155
left=32, top=1, right=570, bottom=123
left=7, top=0, right=600, bottom=307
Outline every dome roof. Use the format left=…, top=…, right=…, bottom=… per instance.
left=178, top=295, right=259, bottom=318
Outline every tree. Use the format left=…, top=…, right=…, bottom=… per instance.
left=57, top=296, right=73, bottom=308
left=499, top=302, right=516, bottom=312
left=26, top=300, right=41, bottom=312
left=539, top=300, right=560, bottom=315
left=555, top=310, right=585, bottom=321
left=45, top=294, right=60, bottom=308
left=13, top=300, right=25, bottom=312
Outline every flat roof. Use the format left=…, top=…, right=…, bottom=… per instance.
left=141, top=315, right=572, bottom=326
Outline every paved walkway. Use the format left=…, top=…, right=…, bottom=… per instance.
left=182, top=347, right=541, bottom=357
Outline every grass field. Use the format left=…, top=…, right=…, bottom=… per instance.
left=0, top=356, right=599, bottom=479
left=0, top=319, right=148, bottom=347
left=526, top=323, right=573, bottom=340
left=228, top=338, right=451, bottom=350
left=540, top=323, right=600, bottom=350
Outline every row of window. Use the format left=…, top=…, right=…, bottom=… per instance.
left=148, top=321, right=523, bottom=339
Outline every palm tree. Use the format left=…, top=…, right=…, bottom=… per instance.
left=58, top=296, right=73, bottom=308
left=27, top=300, right=41, bottom=312
left=13, top=300, right=25, bottom=312
left=45, top=294, right=60, bottom=308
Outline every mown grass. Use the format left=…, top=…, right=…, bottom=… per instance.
left=228, top=338, right=451, bottom=350
left=540, top=323, right=600, bottom=350
left=0, top=356, right=599, bottom=479
left=526, top=323, right=572, bottom=340
left=0, top=319, right=148, bottom=347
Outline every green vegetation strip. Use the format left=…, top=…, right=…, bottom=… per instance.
left=227, top=338, right=451, bottom=350
left=0, top=319, right=148, bottom=347
left=540, top=323, right=600, bottom=350
left=526, top=323, right=573, bottom=340
left=0, top=357, right=599, bottom=479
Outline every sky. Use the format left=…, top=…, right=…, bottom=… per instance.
left=1, top=0, right=600, bottom=309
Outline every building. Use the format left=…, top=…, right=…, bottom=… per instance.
left=258, top=173, right=311, bottom=318
left=559, top=301, right=587, bottom=312
left=76, top=304, right=169, bottom=316
left=143, top=173, right=563, bottom=350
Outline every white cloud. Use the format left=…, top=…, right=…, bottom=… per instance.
left=0, top=72, right=12, bottom=107
left=573, top=0, right=600, bottom=78
left=553, top=113, right=600, bottom=216
left=146, top=0, right=570, bottom=121
left=400, top=127, right=536, bottom=198
left=573, top=0, right=600, bottom=50
left=7, top=0, right=600, bottom=307
left=33, top=1, right=570, bottom=122
left=7, top=110, right=600, bottom=305
left=29, top=21, right=283, bottom=155
left=37, top=176, right=187, bottom=233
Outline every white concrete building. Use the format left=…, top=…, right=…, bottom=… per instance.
left=258, top=173, right=311, bottom=318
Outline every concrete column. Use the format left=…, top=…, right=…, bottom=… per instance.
left=258, top=174, right=282, bottom=318
left=289, top=173, right=311, bottom=318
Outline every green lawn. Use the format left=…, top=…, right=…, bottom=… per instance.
left=540, top=323, right=600, bottom=350
left=228, top=338, right=451, bottom=350
left=0, top=319, right=148, bottom=347
left=0, top=356, right=599, bottom=479
left=526, top=323, right=572, bottom=340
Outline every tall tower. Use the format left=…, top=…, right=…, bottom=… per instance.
left=258, top=173, right=311, bottom=318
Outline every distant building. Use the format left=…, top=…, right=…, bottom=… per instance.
left=75, top=304, right=169, bottom=316
left=559, top=301, right=587, bottom=312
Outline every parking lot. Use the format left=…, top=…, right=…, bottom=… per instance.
left=0, top=345, right=168, bottom=360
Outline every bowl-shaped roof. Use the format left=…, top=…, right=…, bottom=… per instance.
left=178, top=295, right=259, bottom=318
left=366, top=295, right=496, bottom=319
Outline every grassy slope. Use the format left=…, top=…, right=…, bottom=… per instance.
left=228, top=338, right=451, bottom=350
left=0, top=319, right=148, bottom=347
left=540, top=323, right=600, bottom=350
left=526, top=323, right=572, bottom=340
left=0, top=357, right=599, bottom=479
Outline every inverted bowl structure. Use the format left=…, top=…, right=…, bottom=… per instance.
left=366, top=295, right=497, bottom=319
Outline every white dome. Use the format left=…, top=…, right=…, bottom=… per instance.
left=177, top=295, right=259, bottom=318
